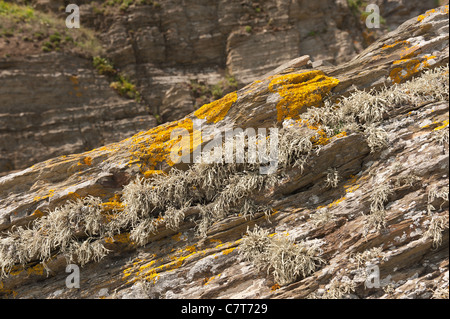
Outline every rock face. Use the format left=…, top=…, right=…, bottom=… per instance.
left=0, top=0, right=442, bottom=175
left=0, top=6, right=449, bottom=300
left=0, top=53, right=157, bottom=175
left=85, top=0, right=442, bottom=110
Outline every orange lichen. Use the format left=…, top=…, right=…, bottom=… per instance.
left=8, top=263, right=44, bottom=278
left=317, top=196, right=347, bottom=210
left=268, top=71, right=340, bottom=122
left=209, top=239, right=222, bottom=245
left=398, top=45, right=421, bottom=60
left=203, top=274, right=221, bottom=286
left=222, top=247, right=236, bottom=255
left=143, top=170, right=165, bottom=178
left=417, top=6, right=448, bottom=22
left=124, top=244, right=200, bottom=284
left=171, top=232, right=182, bottom=242
left=27, top=264, right=44, bottom=276
left=126, top=117, right=202, bottom=170
left=389, top=55, right=436, bottom=84
left=69, top=75, right=79, bottom=85
left=343, top=175, right=361, bottom=194
left=271, top=283, right=281, bottom=291
left=77, top=156, right=93, bottom=166
left=31, top=209, right=45, bottom=218
left=33, top=189, right=55, bottom=202
left=434, top=119, right=449, bottom=131
left=67, top=192, right=81, bottom=200
left=105, top=232, right=133, bottom=245
left=382, top=40, right=410, bottom=51
left=194, top=91, right=238, bottom=124
left=83, top=156, right=92, bottom=165
left=289, top=118, right=346, bottom=147
left=101, top=195, right=124, bottom=213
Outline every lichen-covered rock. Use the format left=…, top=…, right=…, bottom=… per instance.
left=0, top=6, right=448, bottom=299
left=0, top=0, right=442, bottom=176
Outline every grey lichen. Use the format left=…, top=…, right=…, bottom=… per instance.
left=239, top=225, right=324, bottom=286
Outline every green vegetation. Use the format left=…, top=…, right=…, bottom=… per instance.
left=190, top=74, right=239, bottom=109
left=41, top=31, right=73, bottom=52
left=347, top=0, right=386, bottom=26
left=0, top=1, right=35, bottom=22
left=93, top=56, right=117, bottom=77
left=0, top=0, right=103, bottom=57
left=245, top=25, right=252, bottom=33
left=347, top=0, right=365, bottom=14
left=93, top=56, right=141, bottom=102
left=110, top=75, right=141, bottom=101
left=103, top=0, right=160, bottom=11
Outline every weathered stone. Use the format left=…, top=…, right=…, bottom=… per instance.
left=0, top=5, right=448, bottom=301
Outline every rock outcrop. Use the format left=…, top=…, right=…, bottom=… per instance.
left=0, top=6, right=449, bottom=299
left=0, top=0, right=443, bottom=176
left=0, top=53, right=156, bottom=174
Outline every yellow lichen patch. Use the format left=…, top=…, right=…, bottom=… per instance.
left=268, top=71, right=340, bottom=122
left=209, top=239, right=222, bottom=245
left=203, top=274, right=221, bottom=286
left=27, top=263, right=44, bottom=276
left=291, top=118, right=346, bottom=147
left=434, top=119, right=449, bottom=131
left=0, top=281, right=17, bottom=298
left=389, top=55, right=436, bottom=84
left=345, top=184, right=360, bottom=194
left=105, top=232, right=133, bottom=245
left=194, top=91, right=238, bottom=124
left=398, top=45, right=422, bottom=60
left=334, top=132, right=347, bottom=139
left=83, top=156, right=92, bottom=165
left=143, top=170, right=165, bottom=178
left=171, top=232, right=182, bottom=242
left=101, top=195, right=124, bottom=213
left=343, top=175, right=361, bottom=194
left=33, top=189, right=55, bottom=202
left=222, top=247, right=236, bottom=255
left=382, top=40, right=411, bottom=51
left=184, top=244, right=197, bottom=254
left=77, top=156, right=92, bottom=166
left=124, top=244, right=201, bottom=284
left=8, top=263, right=44, bottom=278
left=31, top=209, right=45, bottom=218
left=271, top=283, right=281, bottom=291
left=417, top=6, right=448, bottom=22
left=127, top=117, right=202, bottom=170
left=317, top=196, right=347, bottom=210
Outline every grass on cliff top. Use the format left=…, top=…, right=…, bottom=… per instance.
left=0, top=0, right=103, bottom=58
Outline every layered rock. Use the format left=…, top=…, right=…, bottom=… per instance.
left=0, top=52, right=157, bottom=174
left=0, top=6, right=448, bottom=299
left=0, top=0, right=442, bottom=176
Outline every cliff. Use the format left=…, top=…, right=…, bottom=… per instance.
left=0, top=0, right=442, bottom=175
left=0, top=5, right=449, bottom=299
